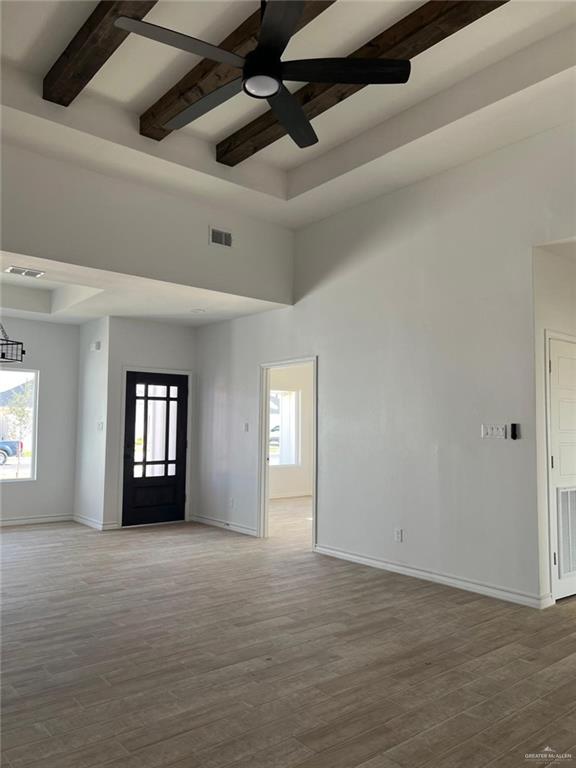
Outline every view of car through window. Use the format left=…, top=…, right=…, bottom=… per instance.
left=0, top=370, right=37, bottom=481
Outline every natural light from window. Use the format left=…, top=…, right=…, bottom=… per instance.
left=269, top=389, right=300, bottom=466
left=0, top=370, right=37, bottom=481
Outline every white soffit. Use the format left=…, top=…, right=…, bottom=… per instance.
left=0, top=252, right=285, bottom=326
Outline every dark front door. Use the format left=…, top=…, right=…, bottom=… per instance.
left=122, top=372, right=188, bottom=526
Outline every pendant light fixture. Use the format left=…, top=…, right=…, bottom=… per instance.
left=0, top=322, right=26, bottom=363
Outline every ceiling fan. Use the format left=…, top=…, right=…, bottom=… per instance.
left=115, top=1, right=411, bottom=149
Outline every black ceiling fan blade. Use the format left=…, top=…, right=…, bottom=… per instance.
left=258, top=1, right=305, bottom=56
left=114, top=17, right=245, bottom=69
left=164, top=78, right=243, bottom=130
left=282, top=58, right=411, bottom=84
left=267, top=85, right=318, bottom=148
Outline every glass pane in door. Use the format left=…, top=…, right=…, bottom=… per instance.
left=146, top=464, right=165, bottom=477
left=168, top=401, right=178, bottom=461
left=134, top=400, right=145, bottom=462
left=146, top=400, right=167, bottom=462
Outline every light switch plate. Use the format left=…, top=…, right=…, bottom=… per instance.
left=481, top=424, right=507, bottom=439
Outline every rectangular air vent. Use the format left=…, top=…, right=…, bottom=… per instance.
left=5, top=265, right=45, bottom=278
left=558, top=487, right=576, bottom=578
left=209, top=227, right=232, bottom=248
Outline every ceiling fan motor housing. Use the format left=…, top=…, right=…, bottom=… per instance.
left=114, top=6, right=411, bottom=151
left=243, top=50, right=282, bottom=98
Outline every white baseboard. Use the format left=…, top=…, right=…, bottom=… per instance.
left=190, top=514, right=257, bottom=537
left=314, top=544, right=554, bottom=610
left=1, top=514, right=72, bottom=527
left=73, top=514, right=119, bottom=531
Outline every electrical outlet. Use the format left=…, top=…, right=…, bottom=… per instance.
left=229, top=498, right=235, bottom=509
left=394, top=528, right=403, bottom=543
left=481, top=424, right=507, bottom=439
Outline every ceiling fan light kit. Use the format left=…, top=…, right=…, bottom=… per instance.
left=243, top=74, right=280, bottom=98
left=242, top=51, right=283, bottom=98
left=114, top=0, right=410, bottom=154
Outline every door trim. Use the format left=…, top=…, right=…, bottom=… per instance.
left=257, top=356, right=318, bottom=547
left=117, top=365, right=193, bottom=529
left=546, top=330, right=576, bottom=600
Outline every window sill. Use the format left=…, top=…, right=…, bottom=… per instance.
left=0, top=477, right=37, bottom=484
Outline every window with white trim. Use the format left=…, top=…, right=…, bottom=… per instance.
left=0, top=369, right=38, bottom=481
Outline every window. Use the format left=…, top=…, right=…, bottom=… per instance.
left=269, top=389, right=300, bottom=466
left=0, top=370, right=38, bottom=481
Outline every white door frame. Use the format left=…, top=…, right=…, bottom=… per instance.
left=546, top=330, right=576, bottom=600
left=117, top=365, right=194, bottom=528
left=258, top=356, right=318, bottom=546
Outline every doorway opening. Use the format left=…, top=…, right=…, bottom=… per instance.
left=122, top=371, right=189, bottom=527
left=258, top=358, right=317, bottom=548
left=547, top=334, right=576, bottom=600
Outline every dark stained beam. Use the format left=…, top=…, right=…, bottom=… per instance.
left=217, top=0, right=509, bottom=166
left=139, top=1, right=336, bottom=141
left=43, top=1, right=158, bottom=106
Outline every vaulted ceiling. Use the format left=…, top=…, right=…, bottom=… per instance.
left=1, top=0, right=575, bottom=226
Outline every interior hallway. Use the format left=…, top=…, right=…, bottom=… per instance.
left=2, top=509, right=576, bottom=768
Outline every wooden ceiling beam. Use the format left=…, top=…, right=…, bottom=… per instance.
left=43, top=1, right=158, bottom=106
left=216, top=0, right=508, bottom=166
left=139, top=1, right=336, bottom=141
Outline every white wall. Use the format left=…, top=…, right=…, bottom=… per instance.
left=195, top=123, right=576, bottom=608
left=1, top=144, right=294, bottom=305
left=534, top=246, right=576, bottom=598
left=73, top=317, right=196, bottom=529
left=0, top=317, right=79, bottom=525
left=74, top=317, right=110, bottom=529
left=103, top=318, right=196, bottom=529
left=268, top=364, right=314, bottom=499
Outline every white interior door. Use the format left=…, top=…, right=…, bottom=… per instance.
left=549, top=338, right=576, bottom=599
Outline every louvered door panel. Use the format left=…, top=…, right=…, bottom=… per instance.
left=559, top=488, right=576, bottom=578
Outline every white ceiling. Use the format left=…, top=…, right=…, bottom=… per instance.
left=1, top=0, right=575, bottom=228
left=0, top=252, right=284, bottom=325
left=1, top=1, right=574, bottom=163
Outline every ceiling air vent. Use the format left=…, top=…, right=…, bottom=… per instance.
left=4, top=265, right=45, bottom=278
left=209, top=227, right=232, bottom=248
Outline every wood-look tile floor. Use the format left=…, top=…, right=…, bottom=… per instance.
left=2, top=498, right=576, bottom=768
